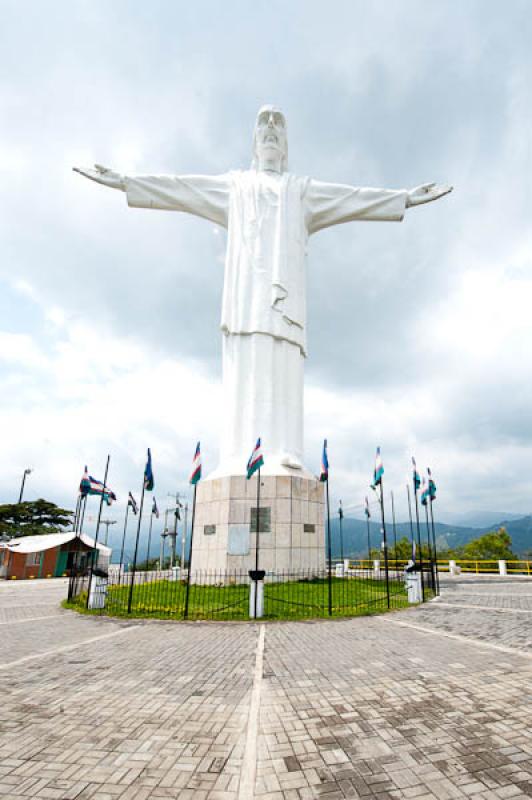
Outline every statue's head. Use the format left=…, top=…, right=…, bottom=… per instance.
left=252, top=105, right=288, bottom=172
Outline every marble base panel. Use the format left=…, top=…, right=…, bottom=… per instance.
left=189, top=475, right=326, bottom=577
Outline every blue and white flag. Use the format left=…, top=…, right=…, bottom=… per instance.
left=319, top=439, right=329, bottom=483
left=372, top=447, right=384, bottom=488
left=144, top=448, right=154, bottom=491
left=412, top=457, right=421, bottom=491
left=80, top=467, right=116, bottom=505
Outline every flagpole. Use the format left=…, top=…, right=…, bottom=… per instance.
left=73, top=494, right=81, bottom=532
left=429, top=499, right=440, bottom=595
left=128, top=480, right=146, bottom=614
left=146, top=510, right=154, bottom=570
left=391, top=490, right=398, bottom=574
left=252, top=468, right=262, bottom=618
left=325, top=476, right=332, bottom=616
left=184, top=483, right=197, bottom=620
left=366, top=508, right=371, bottom=565
left=68, top=494, right=82, bottom=600
left=379, top=481, right=390, bottom=609
left=119, top=502, right=130, bottom=578
left=413, top=483, right=425, bottom=602
left=406, top=484, right=415, bottom=555
left=338, top=501, right=344, bottom=564
left=424, top=500, right=435, bottom=592
left=79, top=494, right=87, bottom=534
left=86, top=454, right=110, bottom=609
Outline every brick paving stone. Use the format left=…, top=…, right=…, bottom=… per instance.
left=1, top=577, right=532, bottom=798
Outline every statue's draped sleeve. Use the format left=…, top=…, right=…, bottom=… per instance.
left=124, top=173, right=230, bottom=228
left=304, top=179, right=408, bottom=235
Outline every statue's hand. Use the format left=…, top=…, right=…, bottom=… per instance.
left=406, top=183, right=453, bottom=207
left=72, top=163, right=125, bottom=191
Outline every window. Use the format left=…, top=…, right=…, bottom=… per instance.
left=304, top=524, right=315, bottom=533
left=26, top=552, right=41, bottom=567
left=204, top=524, right=216, bottom=536
left=250, top=507, right=271, bottom=533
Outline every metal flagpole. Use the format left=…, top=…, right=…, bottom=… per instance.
left=391, top=490, right=398, bottom=573
left=128, top=482, right=147, bottom=615
left=86, top=455, right=110, bottom=609
left=146, top=510, right=154, bottom=570
left=326, top=478, right=332, bottom=616
left=413, top=482, right=425, bottom=602
left=119, top=502, right=130, bottom=577
left=79, top=494, right=88, bottom=534
left=379, top=481, right=390, bottom=609
left=366, top=507, right=371, bottom=564
left=424, top=500, right=435, bottom=593
left=73, top=494, right=81, bottom=532
left=429, top=499, right=440, bottom=595
left=338, top=500, right=344, bottom=564
left=406, top=484, right=415, bottom=556
left=254, top=468, right=262, bottom=619
left=184, top=484, right=198, bottom=619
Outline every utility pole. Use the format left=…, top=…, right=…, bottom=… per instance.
left=100, top=519, right=117, bottom=546
left=167, top=492, right=182, bottom=567
left=18, top=468, right=33, bottom=504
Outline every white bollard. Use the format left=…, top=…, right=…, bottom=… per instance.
left=449, top=560, right=461, bottom=576
left=405, top=571, right=423, bottom=603
left=335, top=563, right=344, bottom=578
left=344, top=558, right=350, bottom=574
left=373, top=559, right=380, bottom=578
left=249, top=580, right=264, bottom=618
left=88, top=573, right=108, bottom=609
left=498, top=560, right=507, bottom=576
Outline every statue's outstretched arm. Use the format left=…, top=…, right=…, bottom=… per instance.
left=306, top=179, right=452, bottom=234
left=73, top=164, right=230, bottom=228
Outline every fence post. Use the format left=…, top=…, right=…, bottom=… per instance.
left=498, top=560, right=507, bottom=576
left=373, top=559, right=380, bottom=578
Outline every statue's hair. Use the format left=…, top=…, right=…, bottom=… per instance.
left=252, top=104, right=288, bottom=172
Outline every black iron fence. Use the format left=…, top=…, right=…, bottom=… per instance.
left=67, top=560, right=435, bottom=621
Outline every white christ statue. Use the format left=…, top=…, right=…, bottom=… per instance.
left=74, top=105, right=451, bottom=478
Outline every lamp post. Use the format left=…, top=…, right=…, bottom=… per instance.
left=100, top=518, right=116, bottom=546
left=18, top=468, right=33, bottom=503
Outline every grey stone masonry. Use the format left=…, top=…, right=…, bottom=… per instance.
left=190, top=475, right=326, bottom=575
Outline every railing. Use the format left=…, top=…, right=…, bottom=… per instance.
left=66, top=564, right=422, bottom=621
left=437, top=560, right=532, bottom=574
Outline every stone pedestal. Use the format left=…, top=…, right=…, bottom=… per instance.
left=190, top=475, right=325, bottom=575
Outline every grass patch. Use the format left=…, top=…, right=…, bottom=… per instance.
left=65, top=575, right=409, bottom=621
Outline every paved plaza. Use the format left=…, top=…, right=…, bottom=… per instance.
left=1, top=576, right=531, bottom=800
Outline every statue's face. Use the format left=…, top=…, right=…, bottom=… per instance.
left=253, top=106, right=288, bottom=170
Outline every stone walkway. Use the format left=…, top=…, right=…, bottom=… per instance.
left=0, top=577, right=531, bottom=799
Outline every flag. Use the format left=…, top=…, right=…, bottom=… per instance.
left=412, top=457, right=421, bottom=491
left=80, top=466, right=91, bottom=496
left=319, top=439, right=329, bottom=483
left=246, top=438, right=264, bottom=479
left=128, top=492, right=138, bottom=515
left=420, top=477, right=429, bottom=506
left=364, top=496, right=371, bottom=519
left=152, top=497, right=159, bottom=518
left=80, top=468, right=117, bottom=505
left=427, top=467, right=437, bottom=501
left=372, top=447, right=384, bottom=488
left=144, top=448, right=154, bottom=491
left=338, top=500, right=343, bottom=520
left=189, top=442, right=202, bottom=485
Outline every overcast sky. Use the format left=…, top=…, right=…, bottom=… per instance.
left=1, top=0, right=531, bottom=539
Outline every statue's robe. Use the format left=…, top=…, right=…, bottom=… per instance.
left=125, top=170, right=407, bottom=475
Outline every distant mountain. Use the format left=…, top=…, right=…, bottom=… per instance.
left=330, top=515, right=532, bottom=558
left=437, top=510, right=526, bottom=528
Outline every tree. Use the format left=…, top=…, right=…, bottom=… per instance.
left=460, top=527, right=515, bottom=561
left=0, top=499, right=74, bottom=538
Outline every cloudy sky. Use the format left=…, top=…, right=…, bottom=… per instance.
left=1, top=0, right=531, bottom=540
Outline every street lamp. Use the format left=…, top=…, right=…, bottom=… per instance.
left=18, top=468, right=33, bottom=504
left=100, top=519, right=117, bottom=546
